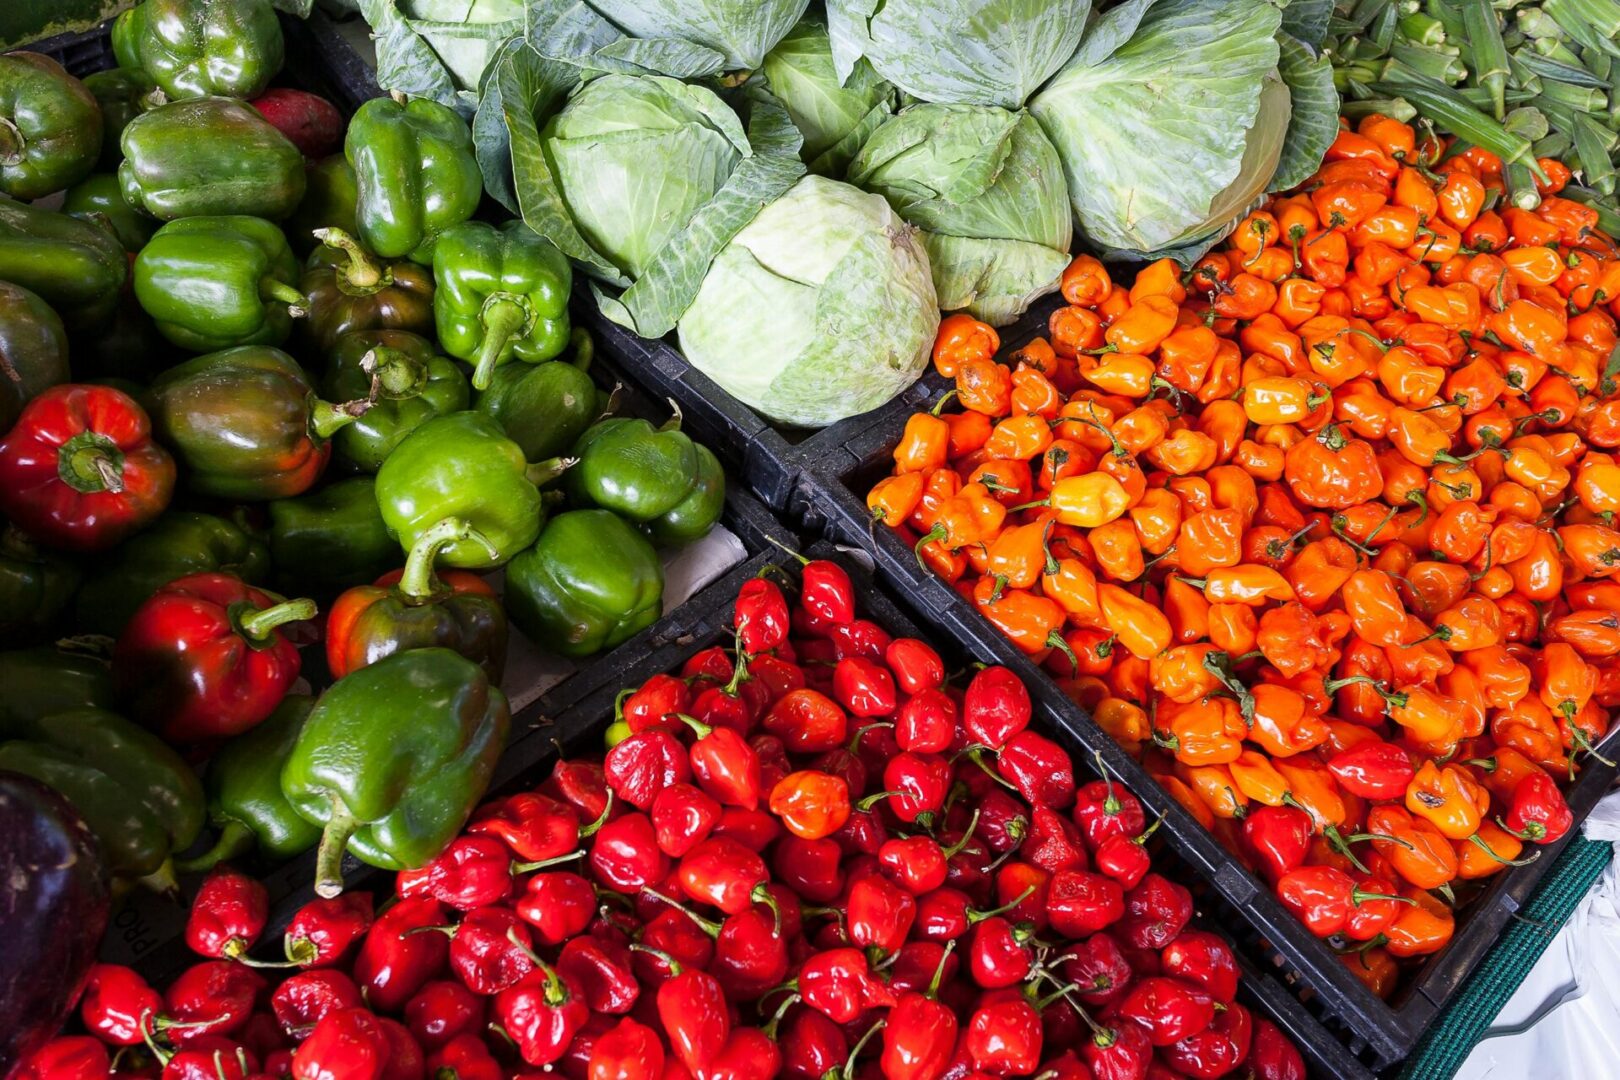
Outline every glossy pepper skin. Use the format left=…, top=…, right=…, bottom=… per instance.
left=177, top=694, right=321, bottom=873
left=301, top=227, right=435, bottom=353
left=647, top=442, right=725, bottom=546
left=281, top=647, right=510, bottom=897
left=111, top=0, right=283, bottom=100
left=62, top=172, right=157, bottom=252
left=150, top=346, right=364, bottom=500
left=374, top=411, right=555, bottom=569
left=0, top=194, right=127, bottom=328
left=346, top=95, right=481, bottom=263
left=81, top=68, right=163, bottom=168
left=0, top=384, right=175, bottom=552
left=325, top=517, right=509, bottom=682
left=287, top=153, right=359, bottom=255
left=475, top=347, right=599, bottom=462
left=432, top=219, right=571, bottom=389
left=0, top=280, right=66, bottom=431
left=113, top=571, right=314, bottom=744
left=134, top=215, right=308, bottom=351
left=265, top=475, right=397, bottom=594
left=0, top=645, right=115, bottom=729
left=567, top=409, right=702, bottom=523
left=119, top=97, right=304, bottom=220
left=0, top=52, right=101, bottom=199
left=73, top=510, right=270, bottom=637
left=0, top=527, right=80, bottom=646
left=0, top=705, right=203, bottom=883
left=505, top=509, right=665, bottom=658
left=322, top=331, right=469, bottom=473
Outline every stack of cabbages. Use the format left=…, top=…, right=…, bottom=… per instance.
left=374, top=0, right=1337, bottom=427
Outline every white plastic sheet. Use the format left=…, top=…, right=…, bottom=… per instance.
left=1457, top=789, right=1620, bottom=1078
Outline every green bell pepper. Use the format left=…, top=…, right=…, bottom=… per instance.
left=505, top=509, right=664, bottom=657
left=82, top=68, right=164, bottom=169
left=282, top=647, right=509, bottom=896
left=0, top=645, right=115, bottom=729
left=646, top=443, right=726, bottom=546
left=302, top=227, right=436, bottom=354
left=566, top=407, right=704, bottom=522
left=134, top=215, right=306, bottom=351
left=286, top=153, right=358, bottom=256
left=375, top=411, right=566, bottom=570
left=73, top=510, right=270, bottom=637
left=0, top=524, right=81, bottom=647
left=0, top=194, right=127, bottom=328
left=178, top=694, right=319, bottom=873
left=0, top=279, right=68, bottom=431
left=120, top=97, right=305, bottom=221
left=0, top=706, right=204, bottom=886
left=63, top=173, right=157, bottom=253
left=346, top=95, right=480, bottom=263
left=112, top=0, right=283, bottom=101
left=324, top=330, right=469, bottom=473
left=433, top=220, right=572, bottom=391
left=0, top=52, right=101, bottom=200
left=149, top=346, right=365, bottom=500
left=266, top=476, right=398, bottom=594
left=475, top=354, right=598, bottom=462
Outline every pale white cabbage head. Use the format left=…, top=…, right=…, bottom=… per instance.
left=677, top=175, right=939, bottom=428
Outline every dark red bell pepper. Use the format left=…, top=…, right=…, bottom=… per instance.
left=0, top=384, right=174, bottom=552
left=249, top=89, right=343, bottom=158
left=113, top=572, right=314, bottom=743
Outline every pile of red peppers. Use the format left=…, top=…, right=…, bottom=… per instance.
left=19, top=562, right=1310, bottom=1080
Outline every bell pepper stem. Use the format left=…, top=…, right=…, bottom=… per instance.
left=314, top=800, right=357, bottom=898
left=173, top=821, right=255, bottom=874
left=259, top=278, right=310, bottom=317
left=312, top=227, right=387, bottom=291
left=237, top=597, right=317, bottom=641
left=56, top=430, right=127, bottom=494
left=471, top=296, right=532, bottom=391
left=399, top=517, right=501, bottom=600
left=361, top=347, right=427, bottom=398
left=308, top=396, right=372, bottom=441
left=659, top=399, right=685, bottom=434
left=524, top=455, right=576, bottom=488
left=0, top=117, right=22, bottom=167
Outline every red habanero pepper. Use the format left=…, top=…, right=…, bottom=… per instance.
left=1093, top=814, right=1164, bottom=889
left=184, top=866, right=269, bottom=961
left=734, top=576, right=790, bottom=654
left=678, top=713, right=764, bottom=810
left=619, top=673, right=691, bottom=735
left=113, top=572, right=315, bottom=743
left=677, top=836, right=776, bottom=916
left=427, top=1034, right=501, bottom=1080
left=1116, top=976, right=1218, bottom=1047
left=396, top=835, right=517, bottom=911
left=0, top=384, right=175, bottom=552
left=1276, top=865, right=1411, bottom=937
left=882, top=943, right=960, bottom=1080
left=886, top=638, right=946, bottom=694
left=604, top=729, right=693, bottom=810
left=880, top=751, right=952, bottom=824
left=1046, top=870, right=1125, bottom=938
left=963, top=665, right=1032, bottom=748
left=1242, top=805, right=1314, bottom=882
left=558, top=934, right=640, bottom=1015
left=798, top=947, right=896, bottom=1024
left=799, top=556, right=857, bottom=627
left=161, top=961, right=266, bottom=1044
left=848, top=872, right=919, bottom=951
left=516, top=871, right=596, bottom=946
left=468, top=791, right=582, bottom=864
left=1161, top=929, right=1241, bottom=1004
left=493, top=952, right=589, bottom=1068
left=651, top=782, right=723, bottom=857
left=404, top=980, right=484, bottom=1050
left=895, top=688, right=958, bottom=754
left=79, top=964, right=163, bottom=1046
left=352, top=897, right=450, bottom=1014
left=966, top=994, right=1044, bottom=1075
left=439, top=905, right=536, bottom=995
left=1120, top=873, right=1193, bottom=949
left=1327, top=740, right=1416, bottom=801
left=1251, top=1017, right=1308, bottom=1080
left=590, top=812, right=668, bottom=894
left=643, top=949, right=730, bottom=1074
left=1502, top=771, right=1575, bottom=843
left=1164, top=1002, right=1254, bottom=1079
left=1073, top=771, right=1147, bottom=848
left=997, top=729, right=1078, bottom=809
left=290, top=1007, right=389, bottom=1080
left=832, top=656, right=897, bottom=717
left=272, top=969, right=363, bottom=1039
left=768, top=770, right=850, bottom=841
left=13, top=1038, right=111, bottom=1080
left=587, top=1018, right=664, bottom=1080
left=281, top=892, right=375, bottom=968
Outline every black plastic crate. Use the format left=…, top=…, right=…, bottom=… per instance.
left=129, top=542, right=1368, bottom=1079
left=791, top=333, right=1620, bottom=1071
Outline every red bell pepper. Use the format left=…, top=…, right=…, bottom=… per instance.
left=0, top=384, right=174, bottom=552
left=113, top=572, right=315, bottom=743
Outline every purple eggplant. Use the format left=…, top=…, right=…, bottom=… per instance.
left=0, top=771, right=110, bottom=1076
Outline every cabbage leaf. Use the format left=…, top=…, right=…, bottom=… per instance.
left=582, top=0, right=810, bottom=70
left=826, top=0, right=1089, bottom=109
left=1272, top=32, right=1339, bottom=193
left=848, top=105, right=1070, bottom=325
left=761, top=20, right=894, bottom=177
left=1029, top=0, right=1283, bottom=255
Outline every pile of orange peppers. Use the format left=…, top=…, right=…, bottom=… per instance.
left=867, top=113, right=1620, bottom=999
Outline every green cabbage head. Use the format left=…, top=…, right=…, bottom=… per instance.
left=677, top=175, right=938, bottom=428
left=1029, top=0, right=1290, bottom=259
left=762, top=19, right=894, bottom=177
left=849, top=104, right=1071, bottom=326
left=585, top=0, right=810, bottom=70
left=540, top=74, right=749, bottom=283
